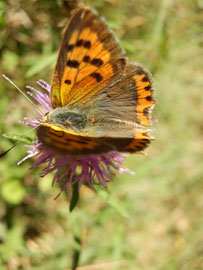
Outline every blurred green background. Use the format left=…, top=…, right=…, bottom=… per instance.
left=0, top=0, right=202, bottom=269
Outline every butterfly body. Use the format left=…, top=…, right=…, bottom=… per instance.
left=37, top=8, right=155, bottom=156
left=46, top=107, right=87, bottom=131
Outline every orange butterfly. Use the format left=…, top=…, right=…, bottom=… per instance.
left=37, top=8, right=155, bottom=156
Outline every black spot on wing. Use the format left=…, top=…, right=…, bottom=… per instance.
left=90, top=58, right=103, bottom=67
left=64, top=79, right=71, bottom=85
left=67, top=60, right=80, bottom=68
left=134, top=145, right=144, bottom=151
left=145, top=86, right=151, bottom=90
left=142, top=76, right=149, bottom=82
left=76, top=39, right=84, bottom=47
left=83, top=40, right=91, bottom=49
left=146, top=95, right=152, bottom=101
left=83, top=55, right=90, bottom=62
left=67, top=44, right=74, bottom=51
left=67, top=40, right=91, bottom=53
left=90, top=72, right=103, bottom=82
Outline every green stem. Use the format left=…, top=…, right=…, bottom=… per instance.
left=71, top=224, right=82, bottom=270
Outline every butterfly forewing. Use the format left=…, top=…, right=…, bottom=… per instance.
left=51, top=7, right=125, bottom=108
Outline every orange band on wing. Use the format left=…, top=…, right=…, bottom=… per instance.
left=133, top=72, right=155, bottom=126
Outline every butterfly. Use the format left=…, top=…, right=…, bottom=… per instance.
left=37, top=7, right=155, bottom=156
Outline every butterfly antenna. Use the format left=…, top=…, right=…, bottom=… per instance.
left=0, top=123, right=41, bottom=158
left=2, top=74, right=44, bottom=115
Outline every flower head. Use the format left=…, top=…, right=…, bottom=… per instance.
left=18, top=80, right=132, bottom=197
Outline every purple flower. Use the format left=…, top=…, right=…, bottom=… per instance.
left=18, top=80, right=133, bottom=198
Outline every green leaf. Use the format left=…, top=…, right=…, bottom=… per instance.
left=25, top=52, right=57, bottom=77
left=69, top=182, right=80, bottom=212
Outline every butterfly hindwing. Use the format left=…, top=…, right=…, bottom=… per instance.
left=38, top=124, right=115, bottom=155
left=75, top=63, right=155, bottom=153
left=83, top=63, right=155, bottom=127
left=37, top=124, right=152, bottom=155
